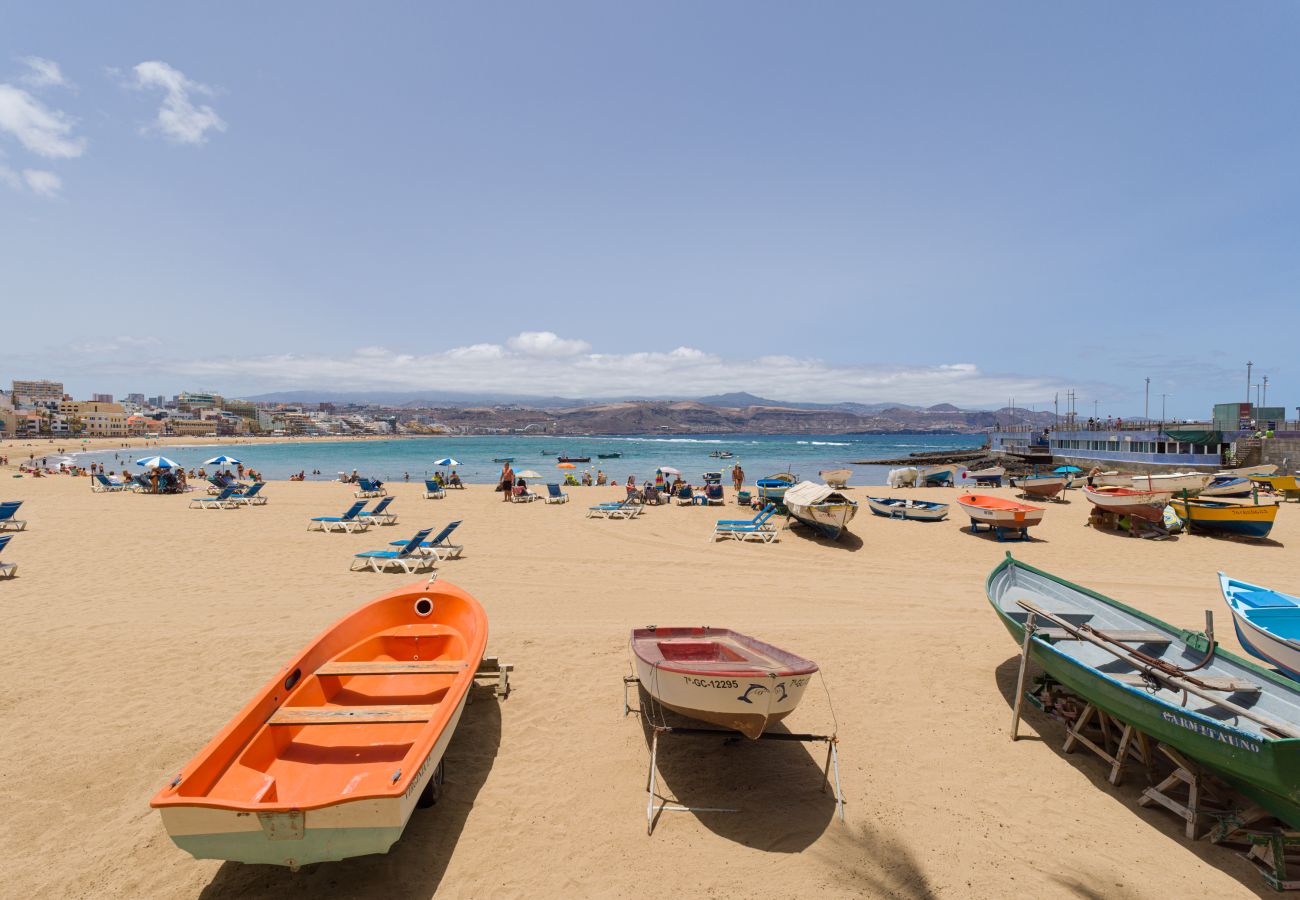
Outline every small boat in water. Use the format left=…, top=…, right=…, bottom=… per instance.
left=629, top=626, right=817, bottom=739
left=1169, top=497, right=1280, bottom=539
left=597, top=452, right=622, bottom=459
left=1221, top=574, right=1300, bottom=681
left=151, top=581, right=489, bottom=867
left=709, top=450, right=734, bottom=459
left=1013, top=474, right=1068, bottom=500
left=958, top=494, right=1045, bottom=540
left=866, top=496, right=949, bottom=521
left=819, top=468, right=851, bottom=488
left=783, top=481, right=859, bottom=539
left=1202, top=475, right=1254, bottom=498
left=1082, top=485, right=1172, bottom=523
left=557, top=456, right=591, bottom=463
left=492, top=457, right=515, bottom=463
left=988, top=555, right=1300, bottom=829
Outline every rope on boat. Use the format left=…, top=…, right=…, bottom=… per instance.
left=817, top=669, right=839, bottom=739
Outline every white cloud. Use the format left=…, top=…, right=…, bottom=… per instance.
left=22, top=168, right=60, bottom=196
left=0, top=83, right=85, bottom=158
left=69, top=331, right=1080, bottom=405
left=18, top=56, right=70, bottom=90
left=129, top=61, right=225, bottom=145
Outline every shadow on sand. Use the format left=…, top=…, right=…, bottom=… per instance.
left=197, top=684, right=502, bottom=899
left=636, top=688, right=838, bottom=850
left=991, top=655, right=1271, bottom=896
left=783, top=519, right=865, bottom=552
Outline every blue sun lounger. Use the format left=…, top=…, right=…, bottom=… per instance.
left=423, top=479, right=445, bottom=499
left=308, top=500, right=372, bottom=533
left=229, top=482, right=267, bottom=506
left=360, top=496, right=398, bottom=525
left=351, top=527, right=437, bottom=573
left=354, top=478, right=387, bottom=499
left=388, top=520, right=463, bottom=560
left=189, top=486, right=242, bottom=509
left=92, top=473, right=128, bottom=493
left=544, top=483, right=569, bottom=504
left=0, top=501, right=28, bottom=531
left=587, top=498, right=642, bottom=519
left=0, top=534, right=15, bottom=578
left=712, top=504, right=780, bottom=542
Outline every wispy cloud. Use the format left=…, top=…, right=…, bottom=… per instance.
left=128, top=61, right=225, bottom=145
left=0, top=82, right=85, bottom=158
left=21, top=168, right=60, bottom=196
left=18, top=56, right=71, bottom=90
left=55, top=331, right=1086, bottom=405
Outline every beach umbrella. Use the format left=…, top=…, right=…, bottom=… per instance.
left=658, top=467, right=681, bottom=476
left=516, top=470, right=541, bottom=478
left=204, top=455, right=242, bottom=466
left=434, top=457, right=459, bottom=466
left=557, top=462, right=576, bottom=469
left=135, top=456, right=180, bottom=469
left=1053, top=465, right=1083, bottom=474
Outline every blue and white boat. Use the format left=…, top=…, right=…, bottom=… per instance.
left=1221, top=574, right=1300, bottom=680
left=918, top=465, right=954, bottom=486
left=1201, top=476, right=1253, bottom=498
left=866, top=497, right=949, bottom=522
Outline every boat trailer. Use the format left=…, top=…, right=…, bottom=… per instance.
left=622, top=675, right=845, bottom=835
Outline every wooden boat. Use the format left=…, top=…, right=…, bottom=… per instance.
left=151, top=581, right=489, bottom=868
left=957, top=494, right=1045, bottom=540
left=1013, top=474, right=1067, bottom=500
left=819, top=468, right=851, bottom=488
left=1091, top=471, right=1134, bottom=488
left=1202, top=476, right=1254, bottom=498
left=866, top=496, right=948, bottom=522
left=557, top=456, right=591, bottom=463
left=989, top=555, right=1300, bottom=829
left=966, top=466, right=1004, bottom=487
left=756, top=472, right=797, bottom=510
left=1250, top=475, right=1300, bottom=498
left=917, top=464, right=954, bottom=486
left=1081, top=485, right=1172, bottom=523
left=1222, top=464, right=1278, bottom=477
left=1221, top=574, right=1300, bottom=682
left=1169, top=497, right=1280, bottom=539
left=630, top=626, right=817, bottom=739
left=1130, top=472, right=1213, bottom=495
left=783, top=481, right=858, bottom=540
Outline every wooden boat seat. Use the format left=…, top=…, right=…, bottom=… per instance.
left=1112, top=673, right=1261, bottom=694
left=315, top=660, right=467, bottom=676
left=268, top=704, right=437, bottom=725
left=1039, top=627, right=1170, bottom=644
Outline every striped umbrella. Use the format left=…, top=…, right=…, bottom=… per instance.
left=434, top=457, right=459, bottom=466
left=204, top=455, right=242, bottom=465
left=135, top=456, right=180, bottom=469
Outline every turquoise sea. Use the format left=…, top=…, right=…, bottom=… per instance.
left=74, top=432, right=983, bottom=485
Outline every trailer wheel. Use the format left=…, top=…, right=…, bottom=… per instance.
left=417, top=759, right=445, bottom=808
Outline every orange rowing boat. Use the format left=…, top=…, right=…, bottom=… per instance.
left=151, top=580, right=488, bottom=868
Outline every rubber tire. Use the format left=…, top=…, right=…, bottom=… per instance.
left=417, top=759, right=445, bottom=808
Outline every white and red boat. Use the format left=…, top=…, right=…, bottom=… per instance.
left=1082, top=485, right=1173, bottom=523
left=630, top=627, right=817, bottom=739
left=957, top=494, right=1046, bottom=531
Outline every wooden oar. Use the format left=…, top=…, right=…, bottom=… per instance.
left=1016, top=599, right=1300, bottom=740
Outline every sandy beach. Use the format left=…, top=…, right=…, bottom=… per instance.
left=1, top=475, right=1290, bottom=897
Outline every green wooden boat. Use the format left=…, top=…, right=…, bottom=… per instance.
left=988, top=554, right=1300, bottom=826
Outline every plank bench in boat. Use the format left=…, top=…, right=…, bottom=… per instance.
left=1110, top=672, right=1262, bottom=694
left=1037, top=627, right=1170, bottom=644
left=268, top=704, right=438, bottom=725
left=314, top=659, right=468, bottom=676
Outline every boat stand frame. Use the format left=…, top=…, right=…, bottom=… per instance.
left=471, top=656, right=513, bottom=699
left=623, top=676, right=845, bottom=835
left=970, top=518, right=1032, bottom=542
left=1137, top=742, right=1235, bottom=839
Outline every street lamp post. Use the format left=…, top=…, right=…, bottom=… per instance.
left=1144, top=377, right=1150, bottom=423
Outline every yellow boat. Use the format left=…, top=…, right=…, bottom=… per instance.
left=1249, top=475, right=1300, bottom=500
left=1168, top=498, right=1280, bottom=539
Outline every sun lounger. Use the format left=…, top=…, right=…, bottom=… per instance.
left=354, top=478, right=386, bottom=499
left=714, top=504, right=776, bottom=527
left=711, top=505, right=780, bottom=542
left=422, top=479, right=445, bottom=500
left=0, top=534, right=14, bottom=578
left=587, top=498, right=643, bottom=519
left=544, top=483, right=569, bottom=504
left=92, top=474, right=128, bottom=493
left=511, top=486, right=540, bottom=502
left=228, top=482, right=267, bottom=506
left=675, top=486, right=695, bottom=506
left=207, top=475, right=247, bottom=495
left=705, top=484, right=725, bottom=506
left=359, top=496, right=397, bottom=526
left=308, top=500, right=373, bottom=533
left=351, top=527, right=437, bottom=573
left=388, top=520, right=464, bottom=560
left=189, top=487, right=242, bottom=509
left=0, top=501, right=27, bottom=532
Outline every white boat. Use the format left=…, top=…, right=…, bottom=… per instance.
left=819, top=468, right=851, bottom=489
left=1220, top=464, right=1278, bottom=477
left=965, top=466, right=1005, bottom=486
left=957, top=494, right=1046, bottom=530
left=1220, top=574, right=1300, bottom=680
left=1082, top=485, right=1173, bottom=522
left=1090, top=471, right=1133, bottom=488
left=917, top=464, right=954, bottom=486
left=1202, top=476, right=1254, bottom=498
left=866, top=496, right=949, bottom=521
left=1130, top=472, right=1214, bottom=495
left=630, top=627, right=817, bottom=739
left=783, top=481, right=859, bottom=540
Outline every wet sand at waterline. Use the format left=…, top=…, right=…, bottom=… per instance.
left=1, top=477, right=1292, bottom=897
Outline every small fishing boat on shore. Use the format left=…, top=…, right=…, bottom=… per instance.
left=1013, top=473, right=1068, bottom=500
left=1220, top=574, right=1300, bottom=681
left=1249, top=474, right=1300, bottom=500
left=756, top=472, right=798, bottom=510
left=630, top=626, right=817, bottom=739
left=958, top=494, right=1045, bottom=540
left=1169, top=497, right=1280, bottom=539
left=917, top=464, right=954, bottom=486
left=989, top=555, right=1300, bottom=829
left=1131, top=472, right=1214, bottom=495
left=819, top=468, right=851, bottom=488
left=966, top=466, right=1005, bottom=487
left=1223, top=464, right=1278, bottom=477
left=1082, top=485, right=1172, bottom=523
left=1090, top=471, right=1134, bottom=488
left=783, top=481, right=859, bottom=540
left=866, top=496, right=949, bottom=521
left=151, top=581, right=489, bottom=868
left=1202, top=475, right=1254, bottom=498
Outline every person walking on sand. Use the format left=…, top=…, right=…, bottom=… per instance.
left=732, top=463, right=745, bottom=491
left=500, top=462, right=515, bottom=501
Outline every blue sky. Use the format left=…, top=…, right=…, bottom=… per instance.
left=2, top=2, right=1297, bottom=416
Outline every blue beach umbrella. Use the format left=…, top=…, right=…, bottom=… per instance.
left=136, top=456, right=180, bottom=469
left=434, top=458, right=459, bottom=467
left=1053, top=465, right=1083, bottom=474
left=204, top=455, right=242, bottom=466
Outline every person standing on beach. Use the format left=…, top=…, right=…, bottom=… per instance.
left=500, top=462, right=514, bottom=500
left=732, top=463, right=745, bottom=491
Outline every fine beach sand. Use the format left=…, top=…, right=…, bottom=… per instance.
left=1, top=475, right=1292, bottom=898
